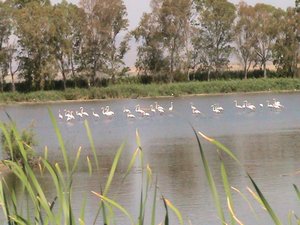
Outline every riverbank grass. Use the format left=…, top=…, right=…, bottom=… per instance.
left=0, top=78, right=299, bottom=103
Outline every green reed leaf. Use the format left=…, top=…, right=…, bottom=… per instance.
left=247, top=173, right=282, bottom=225
left=92, top=191, right=134, bottom=225
left=48, top=108, right=69, bottom=176
left=84, top=120, right=99, bottom=171
left=192, top=128, right=225, bottom=224
left=164, top=197, right=184, bottom=225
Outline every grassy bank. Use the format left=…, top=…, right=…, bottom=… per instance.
left=0, top=78, right=299, bottom=103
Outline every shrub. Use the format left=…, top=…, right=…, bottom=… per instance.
left=1, top=122, right=36, bottom=164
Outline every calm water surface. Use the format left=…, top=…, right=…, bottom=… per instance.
left=1, top=92, right=300, bottom=224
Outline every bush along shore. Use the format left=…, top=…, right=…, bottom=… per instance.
left=0, top=78, right=300, bottom=103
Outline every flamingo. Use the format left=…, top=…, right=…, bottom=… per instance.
left=211, top=104, right=221, bottom=113
left=233, top=100, right=244, bottom=109
left=192, top=108, right=202, bottom=115
left=92, top=109, right=100, bottom=118
left=273, top=99, right=284, bottom=108
left=190, top=102, right=196, bottom=110
left=135, top=104, right=145, bottom=115
left=123, top=107, right=131, bottom=114
left=58, top=110, right=63, bottom=119
left=168, top=102, right=173, bottom=111
left=76, top=110, right=83, bottom=118
left=126, top=112, right=135, bottom=118
left=142, top=111, right=150, bottom=117
left=214, top=104, right=224, bottom=111
left=66, top=111, right=75, bottom=121
left=266, top=100, right=274, bottom=108
left=244, top=100, right=256, bottom=111
left=155, top=102, right=164, bottom=112
left=105, top=106, right=114, bottom=116
left=150, top=105, right=156, bottom=113
left=80, top=107, right=89, bottom=117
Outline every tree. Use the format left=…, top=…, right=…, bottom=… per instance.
left=192, top=0, right=236, bottom=81
left=272, top=7, right=300, bottom=77
left=234, top=2, right=256, bottom=79
left=158, top=0, right=192, bottom=81
left=79, top=0, right=128, bottom=86
left=0, top=1, right=12, bottom=91
left=51, top=1, right=86, bottom=90
left=14, top=2, right=56, bottom=90
left=132, top=12, right=166, bottom=76
left=251, top=4, right=284, bottom=78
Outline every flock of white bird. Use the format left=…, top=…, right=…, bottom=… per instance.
left=58, top=98, right=284, bottom=122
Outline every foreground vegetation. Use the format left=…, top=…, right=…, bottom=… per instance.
left=0, top=111, right=300, bottom=224
left=0, top=78, right=299, bottom=103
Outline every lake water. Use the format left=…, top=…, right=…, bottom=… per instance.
left=1, top=92, right=300, bottom=224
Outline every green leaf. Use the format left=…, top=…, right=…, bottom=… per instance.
left=84, top=120, right=99, bottom=171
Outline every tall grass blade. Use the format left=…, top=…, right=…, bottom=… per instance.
left=227, top=197, right=244, bottom=225
left=162, top=196, right=169, bottom=225
left=84, top=120, right=99, bottom=171
left=220, top=159, right=235, bottom=225
left=71, top=147, right=82, bottom=175
left=231, top=187, right=258, bottom=218
left=122, top=147, right=139, bottom=181
left=198, top=131, right=240, bottom=164
left=103, top=142, right=125, bottom=196
left=79, top=194, right=87, bottom=225
left=151, top=177, right=158, bottom=225
left=87, top=156, right=92, bottom=176
left=164, top=198, right=184, bottom=225
left=48, top=108, right=69, bottom=176
left=192, top=128, right=225, bottom=224
left=293, top=184, right=300, bottom=201
left=247, top=173, right=282, bottom=225
left=92, top=191, right=134, bottom=225
left=0, top=180, right=12, bottom=225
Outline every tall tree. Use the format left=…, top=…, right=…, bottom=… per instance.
left=192, top=0, right=236, bottom=81
left=132, top=11, right=166, bottom=76
left=0, top=1, right=12, bottom=91
left=14, top=2, right=55, bottom=90
left=158, top=0, right=192, bottom=81
left=234, top=2, right=256, bottom=79
left=272, top=7, right=300, bottom=77
left=51, top=1, right=86, bottom=90
left=251, top=4, right=283, bottom=78
left=79, top=0, right=128, bottom=86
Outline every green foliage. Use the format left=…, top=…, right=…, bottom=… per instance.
left=0, top=122, right=36, bottom=163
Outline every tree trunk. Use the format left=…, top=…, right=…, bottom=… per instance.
left=244, top=64, right=248, bottom=79
left=263, top=62, right=267, bottom=78
left=208, top=69, right=211, bottom=81
left=11, top=73, right=15, bottom=92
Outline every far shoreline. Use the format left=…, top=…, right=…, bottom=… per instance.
left=0, top=78, right=299, bottom=106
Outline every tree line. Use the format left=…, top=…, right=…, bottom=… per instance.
left=0, top=0, right=299, bottom=92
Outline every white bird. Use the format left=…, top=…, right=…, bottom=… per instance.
left=142, top=111, right=150, bottom=117
left=190, top=102, right=196, bottom=110
left=211, top=104, right=221, bottom=113
left=233, top=100, right=244, bottom=109
left=92, top=109, right=100, bottom=118
left=192, top=108, right=202, bottom=115
left=80, top=107, right=89, bottom=117
left=259, top=103, right=264, bottom=108
left=135, top=104, right=145, bottom=115
left=244, top=100, right=256, bottom=111
left=214, top=104, right=224, bottom=111
left=168, top=102, right=173, bottom=111
left=273, top=99, right=284, bottom=108
left=105, top=106, right=115, bottom=116
left=150, top=105, right=156, bottom=113
left=123, top=107, right=131, bottom=114
left=76, top=111, right=83, bottom=118
left=66, top=111, right=75, bottom=121
left=58, top=110, right=63, bottom=119
left=126, top=112, right=135, bottom=118
left=266, top=100, right=274, bottom=108
left=155, top=102, right=164, bottom=112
